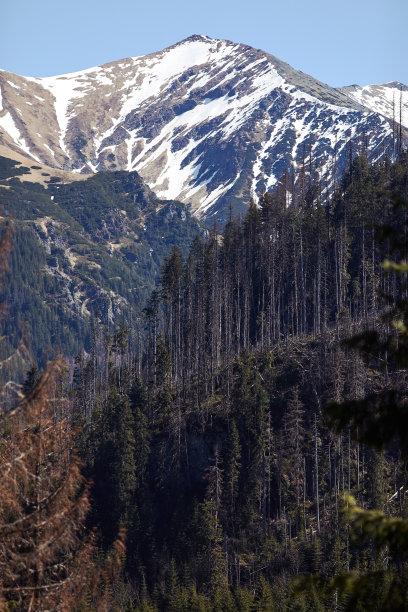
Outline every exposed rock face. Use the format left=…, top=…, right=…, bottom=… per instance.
left=1, top=35, right=406, bottom=222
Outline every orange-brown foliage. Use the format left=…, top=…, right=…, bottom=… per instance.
left=0, top=217, right=126, bottom=611
left=0, top=360, right=93, bottom=611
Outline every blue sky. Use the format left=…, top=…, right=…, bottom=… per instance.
left=2, top=0, right=407, bottom=86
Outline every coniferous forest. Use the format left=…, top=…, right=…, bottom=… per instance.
left=1, top=152, right=408, bottom=610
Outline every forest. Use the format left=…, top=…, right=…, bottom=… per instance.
left=0, top=157, right=203, bottom=375
left=1, top=151, right=408, bottom=611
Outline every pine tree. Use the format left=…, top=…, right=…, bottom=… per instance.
left=0, top=360, right=92, bottom=610
left=222, top=419, right=241, bottom=534
left=92, top=386, right=136, bottom=546
left=315, top=194, right=408, bottom=608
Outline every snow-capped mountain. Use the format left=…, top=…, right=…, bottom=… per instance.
left=0, top=35, right=406, bottom=222
left=341, top=82, right=408, bottom=129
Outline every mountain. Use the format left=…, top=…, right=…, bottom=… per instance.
left=341, top=82, right=408, bottom=129
left=0, top=155, right=203, bottom=367
left=1, top=35, right=406, bottom=222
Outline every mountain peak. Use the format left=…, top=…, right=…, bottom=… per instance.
left=0, top=36, right=405, bottom=222
left=178, top=34, right=214, bottom=44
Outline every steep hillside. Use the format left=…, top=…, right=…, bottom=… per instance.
left=1, top=35, right=406, bottom=222
left=0, top=155, right=203, bottom=366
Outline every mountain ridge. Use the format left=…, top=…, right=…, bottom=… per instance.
left=1, top=35, right=407, bottom=221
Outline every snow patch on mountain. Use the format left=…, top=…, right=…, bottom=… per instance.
left=0, top=110, right=41, bottom=161
left=341, top=83, right=408, bottom=129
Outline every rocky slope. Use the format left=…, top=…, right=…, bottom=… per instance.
left=341, top=82, right=408, bottom=129
left=0, top=155, right=203, bottom=364
left=0, top=35, right=407, bottom=222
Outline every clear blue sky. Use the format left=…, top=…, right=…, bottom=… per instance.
left=2, top=0, right=407, bottom=87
